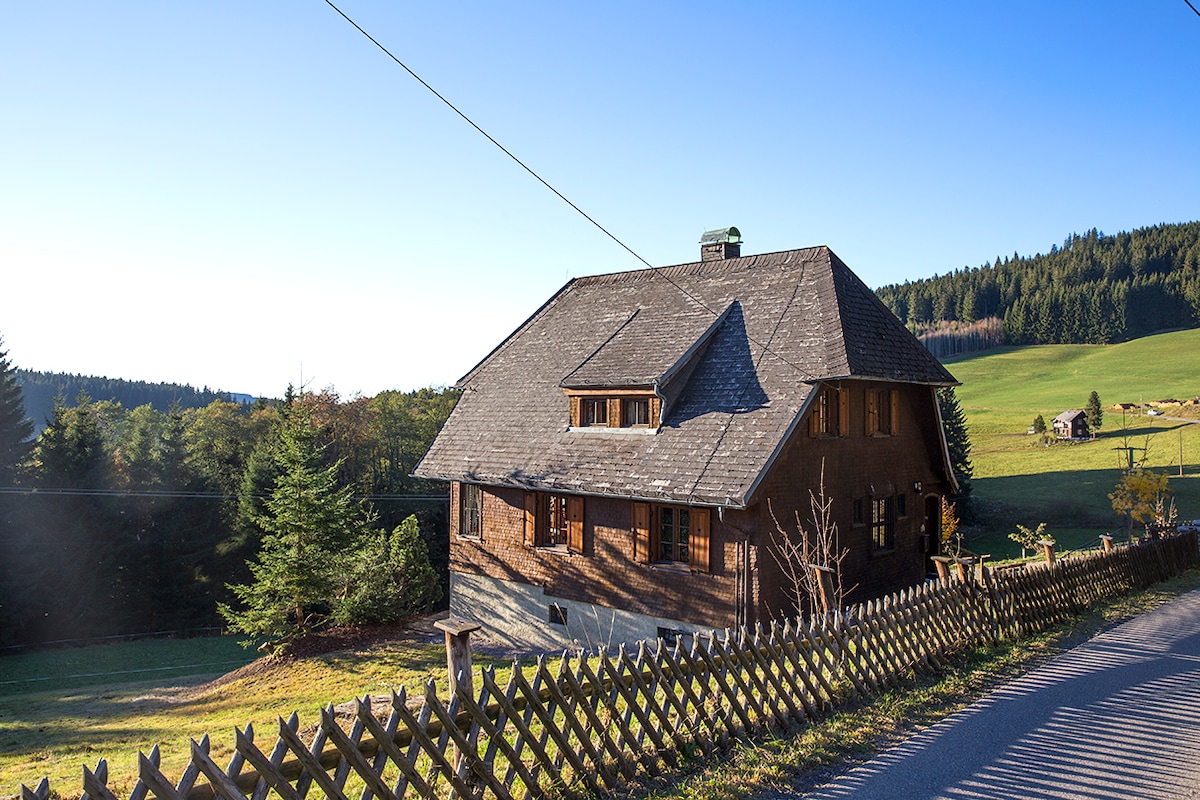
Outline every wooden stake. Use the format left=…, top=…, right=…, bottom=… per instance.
left=435, top=617, right=481, bottom=771
left=931, top=556, right=954, bottom=582
left=1038, top=539, right=1056, bottom=565
left=1100, top=534, right=1114, bottom=553
left=810, top=564, right=836, bottom=614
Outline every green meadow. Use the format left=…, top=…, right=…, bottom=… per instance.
left=945, top=329, right=1200, bottom=556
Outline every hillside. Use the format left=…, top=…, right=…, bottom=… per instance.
left=876, top=222, right=1200, bottom=350
left=946, top=329, right=1200, bottom=552
left=15, top=370, right=245, bottom=432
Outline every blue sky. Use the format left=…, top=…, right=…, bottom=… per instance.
left=2, top=2, right=1197, bottom=398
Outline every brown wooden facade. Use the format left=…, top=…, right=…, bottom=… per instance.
left=448, top=380, right=951, bottom=629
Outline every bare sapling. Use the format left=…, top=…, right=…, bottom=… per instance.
left=769, top=460, right=853, bottom=617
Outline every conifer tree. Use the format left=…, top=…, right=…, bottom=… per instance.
left=0, top=336, right=34, bottom=485
left=937, top=386, right=973, bottom=497
left=1085, top=391, right=1103, bottom=438
left=220, top=395, right=375, bottom=647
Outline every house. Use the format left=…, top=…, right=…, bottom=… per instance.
left=1052, top=410, right=1089, bottom=439
left=415, top=230, right=959, bottom=649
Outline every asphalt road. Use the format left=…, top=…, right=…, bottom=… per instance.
left=774, top=587, right=1200, bottom=800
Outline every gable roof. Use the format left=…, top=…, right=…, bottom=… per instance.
left=1054, top=410, right=1086, bottom=423
left=415, top=245, right=956, bottom=508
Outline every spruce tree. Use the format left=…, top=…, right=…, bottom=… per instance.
left=220, top=396, right=375, bottom=647
left=937, top=387, right=973, bottom=497
left=0, top=336, right=34, bottom=485
left=1085, top=391, right=1103, bottom=438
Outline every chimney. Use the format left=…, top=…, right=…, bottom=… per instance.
left=699, top=227, right=742, bottom=261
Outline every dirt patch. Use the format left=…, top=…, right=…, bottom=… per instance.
left=196, top=613, right=447, bottom=693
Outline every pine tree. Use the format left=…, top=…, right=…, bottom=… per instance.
left=1084, top=391, right=1103, bottom=438
left=0, top=336, right=34, bottom=485
left=937, top=387, right=973, bottom=497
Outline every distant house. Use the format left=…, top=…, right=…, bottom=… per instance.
left=1053, top=410, right=1089, bottom=439
left=416, top=230, right=959, bottom=649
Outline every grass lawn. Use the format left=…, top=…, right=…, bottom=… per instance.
left=0, top=631, right=487, bottom=799
left=946, top=330, right=1200, bottom=555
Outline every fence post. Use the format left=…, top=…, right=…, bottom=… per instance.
left=435, top=617, right=481, bottom=772
left=1038, top=539, right=1056, bottom=565
left=1100, top=534, right=1114, bottom=553
left=974, top=555, right=989, bottom=585
left=810, top=565, right=837, bottom=614
left=954, top=557, right=975, bottom=582
left=931, top=556, right=954, bottom=582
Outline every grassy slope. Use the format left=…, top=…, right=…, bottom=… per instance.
left=0, top=635, right=473, bottom=799
left=945, top=329, right=1200, bottom=555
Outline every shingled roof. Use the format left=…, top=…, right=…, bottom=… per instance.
left=415, top=245, right=956, bottom=508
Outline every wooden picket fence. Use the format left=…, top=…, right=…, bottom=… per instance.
left=21, top=531, right=1199, bottom=800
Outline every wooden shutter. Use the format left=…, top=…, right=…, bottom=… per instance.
left=890, top=389, right=900, bottom=435
left=523, top=491, right=538, bottom=547
left=690, top=508, right=711, bottom=573
left=632, top=502, right=652, bottom=563
left=838, top=387, right=849, bottom=436
left=865, top=389, right=877, bottom=435
left=808, top=403, right=820, bottom=437
left=569, top=396, right=581, bottom=427
left=567, top=496, right=585, bottom=554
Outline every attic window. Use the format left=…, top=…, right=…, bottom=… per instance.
left=623, top=398, right=650, bottom=427
left=565, top=390, right=660, bottom=430
left=808, top=386, right=847, bottom=437
left=581, top=398, right=608, bottom=426
left=866, top=388, right=899, bottom=436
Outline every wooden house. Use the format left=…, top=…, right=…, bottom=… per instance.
left=1052, top=410, right=1089, bottom=439
left=415, top=231, right=959, bottom=649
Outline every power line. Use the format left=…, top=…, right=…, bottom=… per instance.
left=1186, top=0, right=1200, bottom=18
left=0, top=486, right=446, bottom=501
left=321, top=1, right=820, bottom=383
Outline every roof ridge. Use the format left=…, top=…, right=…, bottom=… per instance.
left=573, top=245, right=831, bottom=287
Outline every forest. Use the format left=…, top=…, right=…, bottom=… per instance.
left=875, top=222, right=1200, bottom=349
left=0, top=348, right=459, bottom=648
left=16, top=371, right=242, bottom=434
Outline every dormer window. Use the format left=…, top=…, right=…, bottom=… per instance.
left=582, top=398, right=608, bottom=426
left=565, top=389, right=660, bottom=430
left=623, top=398, right=650, bottom=427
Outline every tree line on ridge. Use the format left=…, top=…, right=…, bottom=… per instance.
left=875, top=222, right=1200, bottom=348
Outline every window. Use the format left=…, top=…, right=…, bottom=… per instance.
left=632, top=502, right=711, bottom=571
left=658, top=506, right=691, bottom=563
left=524, top=492, right=585, bottom=552
left=567, top=391, right=659, bottom=429
left=872, top=497, right=895, bottom=551
left=581, top=398, right=607, bottom=426
left=866, top=388, right=898, bottom=436
left=896, top=492, right=907, bottom=519
left=543, top=494, right=569, bottom=547
left=548, top=603, right=568, bottom=625
left=852, top=499, right=864, bottom=527
left=459, top=483, right=482, bottom=537
left=808, top=386, right=843, bottom=437
left=623, top=398, right=650, bottom=427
